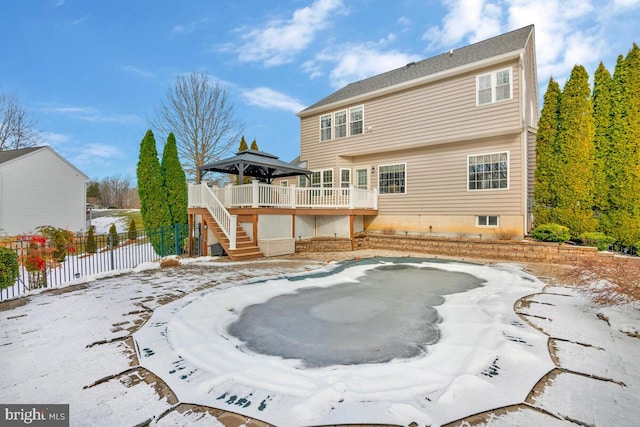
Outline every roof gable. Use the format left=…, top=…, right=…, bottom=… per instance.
left=299, top=25, right=534, bottom=115
left=0, top=146, right=89, bottom=179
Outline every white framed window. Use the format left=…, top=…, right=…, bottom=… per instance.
left=280, top=180, right=288, bottom=187
left=468, top=152, right=509, bottom=190
left=350, top=106, right=364, bottom=135
left=334, top=110, right=347, bottom=138
left=378, top=163, right=406, bottom=194
left=317, top=105, right=364, bottom=141
left=320, top=114, right=332, bottom=141
left=477, top=68, right=512, bottom=105
left=340, top=168, right=350, bottom=188
left=355, top=167, right=368, bottom=190
left=298, top=175, right=308, bottom=187
left=477, top=215, right=499, bottom=227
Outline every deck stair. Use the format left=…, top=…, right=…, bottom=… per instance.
left=201, top=211, right=263, bottom=261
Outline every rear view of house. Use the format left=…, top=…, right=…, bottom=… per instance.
left=0, top=146, right=88, bottom=236
left=297, top=25, right=539, bottom=238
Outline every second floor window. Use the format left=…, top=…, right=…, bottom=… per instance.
left=318, top=105, right=364, bottom=141
left=477, top=68, right=512, bottom=105
left=320, top=114, right=332, bottom=141
left=335, top=110, right=347, bottom=138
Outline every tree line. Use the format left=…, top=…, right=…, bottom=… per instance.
left=534, top=43, right=640, bottom=248
left=86, top=175, right=139, bottom=209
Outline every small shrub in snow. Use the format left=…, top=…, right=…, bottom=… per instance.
left=108, top=224, right=119, bottom=247
left=159, top=256, right=181, bottom=268
left=127, top=219, right=137, bottom=241
left=579, top=232, right=616, bottom=251
left=86, top=227, right=97, bottom=254
left=530, top=223, right=570, bottom=242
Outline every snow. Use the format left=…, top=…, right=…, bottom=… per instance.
left=1, top=253, right=639, bottom=426
left=88, top=210, right=132, bottom=234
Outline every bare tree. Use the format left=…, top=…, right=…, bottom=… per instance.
left=152, top=73, right=244, bottom=183
left=92, top=175, right=135, bottom=208
left=0, top=93, right=42, bottom=151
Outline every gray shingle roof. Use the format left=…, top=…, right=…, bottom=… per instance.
left=300, top=25, right=534, bottom=114
left=0, top=147, right=43, bottom=165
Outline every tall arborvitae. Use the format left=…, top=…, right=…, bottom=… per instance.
left=250, top=138, right=259, bottom=151
left=607, top=45, right=640, bottom=247
left=533, top=78, right=562, bottom=225
left=161, top=133, right=188, bottom=226
left=137, top=130, right=171, bottom=255
left=592, top=62, right=613, bottom=221
left=554, top=65, right=596, bottom=238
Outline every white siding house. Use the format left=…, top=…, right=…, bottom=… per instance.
left=0, top=146, right=88, bottom=236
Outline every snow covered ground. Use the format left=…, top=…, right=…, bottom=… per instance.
left=1, top=251, right=639, bottom=426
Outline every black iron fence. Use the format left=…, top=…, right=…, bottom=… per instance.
left=0, top=224, right=201, bottom=301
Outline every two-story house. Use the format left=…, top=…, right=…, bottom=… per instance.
left=296, top=25, right=538, bottom=238
left=188, top=25, right=538, bottom=258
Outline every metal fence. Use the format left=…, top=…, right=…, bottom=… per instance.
left=0, top=224, right=200, bottom=301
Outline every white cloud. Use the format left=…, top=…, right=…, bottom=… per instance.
left=234, top=0, right=346, bottom=66
left=67, top=14, right=89, bottom=25
left=421, top=0, right=637, bottom=89
left=171, top=18, right=210, bottom=34
left=121, top=65, right=154, bottom=78
left=40, top=131, right=70, bottom=147
left=69, top=143, right=123, bottom=169
left=306, top=43, right=422, bottom=89
left=241, top=87, right=305, bottom=113
left=40, top=104, right=142, bottom=125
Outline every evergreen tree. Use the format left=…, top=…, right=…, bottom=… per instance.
left=250, top=138, right=258, bottom=151
left=607, top=45, right=640, bottom=246
left=238, top=135, right=248, bottom=151
left=86, top=226, right=97, bottom=254
left=533, top=78, right=562, bottom=225
left=553, top=65, right=597, bottom=238
left=161, top=133, right=188, bottom=226
left=136, top=130, right=171, bottom=255
left=108, top=223, right=119, bottom=246
left=127, top=219, right=137, bottom=241
left=592, top=62, right=613, bottom=221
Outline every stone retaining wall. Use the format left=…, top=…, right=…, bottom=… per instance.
left=295, top=233, right=611, bottom=265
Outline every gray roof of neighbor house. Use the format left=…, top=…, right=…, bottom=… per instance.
left=199, top=149, right=311, bottom=183
left=0, top=147, right=42, bottom=165
left=299, top=25, right=534, bottom=115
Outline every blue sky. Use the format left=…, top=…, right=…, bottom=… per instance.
left=2, top=0, right=639, bottom=181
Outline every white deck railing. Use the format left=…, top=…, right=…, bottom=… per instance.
left=189, top=181, right=378, bottom=211
left=197, top=184, right=237, bottom=250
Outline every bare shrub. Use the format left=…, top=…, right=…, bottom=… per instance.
left=159, top=256, right=181, bottom=268
left=562, top=256, right=640, bottom=306
left=494, top=228, right=519, bottom=240
left=382, top=227, right=396, bottom=235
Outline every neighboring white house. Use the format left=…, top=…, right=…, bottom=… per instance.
left=0, top=146, right=89, bottom=236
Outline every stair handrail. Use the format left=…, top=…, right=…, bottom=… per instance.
left=201, top=184, right=237, bottom=250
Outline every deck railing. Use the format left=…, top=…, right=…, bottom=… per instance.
left=189, top=181, right=378, bottom=210
left=198, top=184, right=237, bottom=250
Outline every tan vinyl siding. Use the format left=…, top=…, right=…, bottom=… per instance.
left=301, top=59, right=522, bottom=168
left=356, top=135, right=523, bottom=216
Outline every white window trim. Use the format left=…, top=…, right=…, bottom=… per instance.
left=378, top=162, right=407, bottom=195
left=339, top=168, right=351, bottom=188
left=310, top=169, right=333, bottom=187
left=317, top=105, right=364, bottom=141
left=320, top=114, right=332, bottom=141
left=280, top=180, right=289, bottom=187
left=334, top=110, right=347, bottom=139
left=467, top=151, right=510, bottom=192
left=354, top=166, right=369, bottom=190
left=476, top=215, right=500, bottom=227
left=476, top=67, right=513, bottom=106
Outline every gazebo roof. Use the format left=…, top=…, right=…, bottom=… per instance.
left=198, top=150, right=310, bottom=183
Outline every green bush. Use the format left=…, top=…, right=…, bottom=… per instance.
left=86, top=227, right=97, bottom=254
left=530, top=223, right=571, bottom=242
left=579, top=232, right=616, bottom=251
left=109, top=224, right=119, bottom=247
left=127, top=219, right=137, bottom=241
left=0, top=246, right=19, bottom=290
